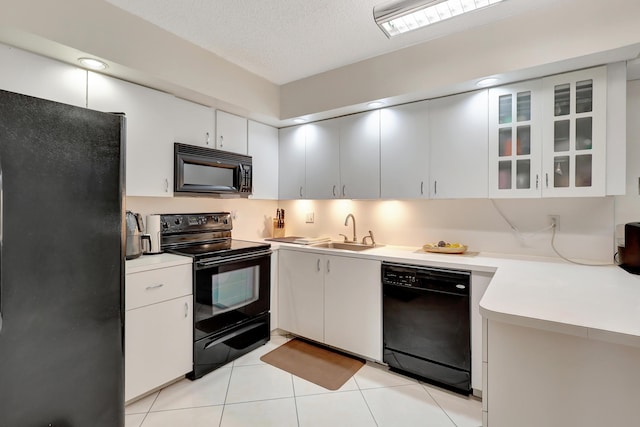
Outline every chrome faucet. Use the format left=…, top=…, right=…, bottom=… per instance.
left=344, top=213, right=356, bottom=243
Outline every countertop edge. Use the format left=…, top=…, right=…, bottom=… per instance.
left=272, top=240, right=640, bottom=349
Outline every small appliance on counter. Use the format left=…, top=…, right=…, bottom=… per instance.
left=126, top=211, right=149, bottom=260
left=143, top=214, right=162, bottom=255
left=618, top=222, right=640, bottom=274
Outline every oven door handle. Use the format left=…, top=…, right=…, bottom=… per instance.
left=197, top=250, right=271, bottom=268
left=203, top=322, right=264, bottom=350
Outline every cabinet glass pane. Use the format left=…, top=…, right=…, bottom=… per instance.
left=554, top=120, right=570, bottom=152
left=499, top=95, right=512, bottom=124
left=499, top=128, right=512, bottom=156
left=576, top=80, right=593, bottom=113
left=516, top=159, right=530, bottom=189
left=554, top=84, right=570, bottom=116
left=516, top=91, right=531, bottom=121
left=498, top=161, right=512, bottom=189
left=576, top=117, right=592, bottom=150
left=516, top=125, right=530, bottom=155
left=576, top=154, right=592, bottom=187
left=553, top=156, right=570, bottom=188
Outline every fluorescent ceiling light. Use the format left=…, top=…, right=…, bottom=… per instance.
left=374, top=0, right=506, bottom=38
left=78, top=57, right=108, bottom=70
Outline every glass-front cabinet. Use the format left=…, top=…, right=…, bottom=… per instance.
left=541, top=66, right=607, bottom=197
left=489, top=66, right=609, bottom=198
left=489, top=80, right=543, bottom=198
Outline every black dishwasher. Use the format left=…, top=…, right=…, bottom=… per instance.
left=382, top=262, right=471, bottom=394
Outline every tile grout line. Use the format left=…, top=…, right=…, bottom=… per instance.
left=218, top=363, right=236, bottom=427
left=419, top=382, right=459, bottom=427
left=137, top=391, right=161, bottom=427
left=353, top=372, right=380, bottom=427
left=291, top=374, right=301, bottom=427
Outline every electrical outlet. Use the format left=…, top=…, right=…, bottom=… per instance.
left=548, top=215, right=560, bottom=230
left=305, top=212, right=315, bottom=223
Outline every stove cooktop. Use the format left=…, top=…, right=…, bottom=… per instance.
left=167, top=239, right=270, bottom=260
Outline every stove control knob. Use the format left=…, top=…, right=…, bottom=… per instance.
left=174, top=217, right=182, bottom=225
left=213, top=216, right=219, bottom=223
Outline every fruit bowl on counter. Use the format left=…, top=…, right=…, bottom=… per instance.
left=422, top=241, right=468, bottom=254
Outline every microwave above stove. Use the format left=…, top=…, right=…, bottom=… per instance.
left=174, top=143, right=252, bottom=197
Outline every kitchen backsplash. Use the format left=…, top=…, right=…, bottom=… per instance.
left=279, top=197, right=616, bottom=262
left=125, top=197, right=278, bottom=241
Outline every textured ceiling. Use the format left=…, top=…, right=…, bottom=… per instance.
left=104, top=0, right=562, bottom=85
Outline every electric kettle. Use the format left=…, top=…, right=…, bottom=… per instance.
left=125, top=211, right=149, bottom=260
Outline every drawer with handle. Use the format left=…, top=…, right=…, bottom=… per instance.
left=126, top=264, right=192, bottom=310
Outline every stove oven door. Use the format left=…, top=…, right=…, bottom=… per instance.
left=193, top=251, right=271, bottom=341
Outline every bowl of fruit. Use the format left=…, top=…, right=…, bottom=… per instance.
left=422, top=241, right=467, bottom=254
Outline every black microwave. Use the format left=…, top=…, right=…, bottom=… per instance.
left=174, top=143, right=252, bottom=197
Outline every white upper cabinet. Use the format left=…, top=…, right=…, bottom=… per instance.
left=541, top=67, right=607, bottom=197
left=338, top=110, right=381, bottom=199
left=489, top=64, right=624, bottom=198
left=172, top=97, right=214, bottom=148
left=248, top=120, right=279, bottom=200
left=489, top=80, right=543, bottom=198
left=87, top=72, right=174, bottom=197
left=430, top=90, right=489, bottom=199
left=305, top=120, right=341, bottom=199
left=0, top=43, right=86, bottom=107
left=215, top=110, right=248, bottom=154
left=279, top=125, right=307, bottom=199
left=380, top=101, right=429, bottom=199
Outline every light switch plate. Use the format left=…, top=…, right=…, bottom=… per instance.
left=305, top=212, right=315, bottom=223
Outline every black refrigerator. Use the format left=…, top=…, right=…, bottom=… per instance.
left=0, top=89, right=125, bottom=426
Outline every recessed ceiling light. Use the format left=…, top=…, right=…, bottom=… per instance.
left=374, top=0, right=507, bottom=38
left=78, top=57, right=108, bottom=70
left=368, top=101, right=385, bottom=108
left=293, top=118, right=307, bottom=124
left=476, top=77, right=500, bottom=87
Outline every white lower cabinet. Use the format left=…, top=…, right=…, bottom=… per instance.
left=278, top=249, right=382, bottom=361
left=125, top=263, right=193, bottom=402
left=324, top=256, right=382, bottom=361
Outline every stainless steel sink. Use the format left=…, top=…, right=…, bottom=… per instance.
left=311, top=241, right=383, bottom=251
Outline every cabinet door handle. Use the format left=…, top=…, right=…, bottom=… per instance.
left=164, top=178, right=169, bottom=193
left=299, top=186, right=303, bottom=198
left=536, top=174, right=539, bottom=189
left=420, top=181, right=424, bottom=196
left=317, top=259, right=320, bottom=272
left=332, top=185, right=337, bottom=197
left=145, top=283, right=164, bottom=290
left=326, top=259, right=330, bottom=273
left=434, top=180, right=438, bottom=195
left=206, top=132, right=210, bottom=145
left=219, top=135, right=224, bottom=148
left=342, top=185, right=346, bottom=197
left=184, top=302, right=189, bottom=318
left=545, top=173, right=549, bottom=188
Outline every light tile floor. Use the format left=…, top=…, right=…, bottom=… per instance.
left=125, top=332, right=482, bottom=427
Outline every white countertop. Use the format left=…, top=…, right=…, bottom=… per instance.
left=271, top=241, right=640, bottom=348
left=125, top=253, right=192, bottom=274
